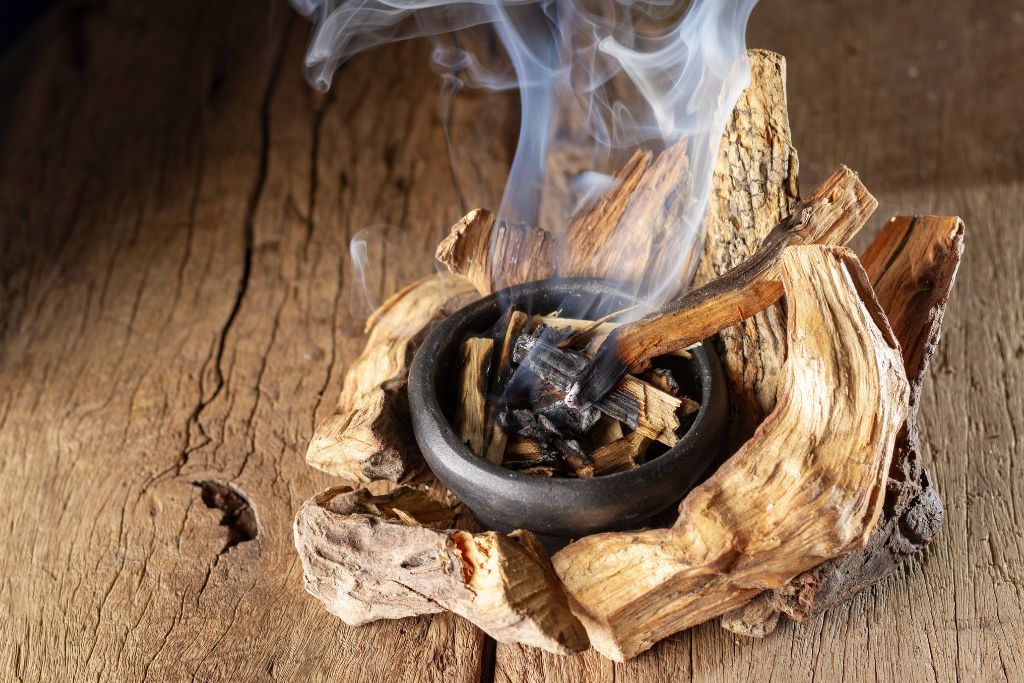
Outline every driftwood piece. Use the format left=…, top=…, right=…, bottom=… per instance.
left=514, top=333, right=682, bottom=446
left=435, top=208, right=555, bottom=295
left=694, top=49, right=798, bottom=449
left=456, top=337, right=494, bottom=460
left=307, top=274, right=479, bottom=482
left=295, top=486, right=589, bottom=654
left=768, top=215, right=964, bottom=622
left=552, top=245, right=910, bottom=661
left=568, top=164, right=878, bottom=408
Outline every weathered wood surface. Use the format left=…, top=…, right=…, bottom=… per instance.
left=0, top=1, right=1021, bottom=682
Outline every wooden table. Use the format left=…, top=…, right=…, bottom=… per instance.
left=1, top=1, right=1021, bottom=680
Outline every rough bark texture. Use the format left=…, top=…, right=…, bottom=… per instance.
left=306, top=274, right=479, bottom=482
left=295, top=486, right=589, bottom=654
left=694, top=49, right=799, bottom=449
left=553, top=246, right=910, bottom=661
left=769, top=215, right=963, bottom=621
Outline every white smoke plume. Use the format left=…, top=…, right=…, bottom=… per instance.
left=293, top=0, right=757, bottom=307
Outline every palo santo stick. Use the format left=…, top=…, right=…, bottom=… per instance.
left=294, top=486, right=589, bottom=654
left=307, top=274, right=479, bottom=482
left=531, top=316, right=694, bottom=359
left=436, top=209, right=555, bottom=296
left=770, top=215, right=964, bottom=622
left=482, top=311, right=529, bottom=464
left=569, top=165, right=878, bottom=408
left=456, top=338, right=494, bottom=460
left=514, top=334, right=682, bottom=446
left=553, top=245, right=910, bottom=661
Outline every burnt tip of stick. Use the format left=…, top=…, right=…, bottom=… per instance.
left=565, top=341, right=631, bottom=411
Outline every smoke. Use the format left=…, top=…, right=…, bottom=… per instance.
left=294, top=0, right=757, bottom=308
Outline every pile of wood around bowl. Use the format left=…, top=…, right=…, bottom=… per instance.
left=293, top=51, right=964, bottom=660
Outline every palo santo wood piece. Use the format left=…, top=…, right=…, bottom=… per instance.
left=590, top=431, right=650, bottom=474
left=697, top=49, right=798, bottom=451
left=569, top=165, right=878, bottom=409
left=532, top=315, right=694, bottom=359
left=307, top=274, right=479, bottom=482
left=770, top=215, right=963, bottom=622
left=553, top=245, right=909, bottom=661
left=514, top=333, right=682, bottom=446
left=295, top=486, right=589, bottom=654
left=436, top=208, right=555, bottom=296
left=456, top=338, right=495, bottom=461
left=482, top=311, right=530, bottom=464
left=560, top=149, right=653, bottom=281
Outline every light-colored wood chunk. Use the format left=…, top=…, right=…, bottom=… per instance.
left=294, top=486, right=589, bottom=654
left=455, top=337, right=494, bottom=459
left=436, top=208, right=555, bottom=295
left=553, top=245, right=909, bottom=661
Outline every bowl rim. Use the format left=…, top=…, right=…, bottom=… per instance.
left=408, top=277, right=727, bottom=498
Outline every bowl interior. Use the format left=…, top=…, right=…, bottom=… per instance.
left=410, top=277, right=727, bottom=539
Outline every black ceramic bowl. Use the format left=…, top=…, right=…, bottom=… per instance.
left=408, top=278, right=726, bottom=539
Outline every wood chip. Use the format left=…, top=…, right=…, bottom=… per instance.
left=456, top=337, right=494, bottom=460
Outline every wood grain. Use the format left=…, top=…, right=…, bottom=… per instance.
left=0, top=0, right=1021, bottom=680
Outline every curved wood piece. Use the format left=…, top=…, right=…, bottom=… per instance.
left=552, top=245, right=909, bottom=661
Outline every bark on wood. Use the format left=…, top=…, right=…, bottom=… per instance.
left=435, top=208, right=555, bottom=295
left=720, top=593, right=783, bottom=639
left=295, top=486, right=589, bottom=654
left=694, top=49, right=799, bottom=449
left=569, top=164, right=878, bottom=408
left=552, top=245, right=910, bottom=661
left=768, top=215, right=963, bottom=622
left=484, top=311, right=530, bottom=463
left=307, top=274, right=480, bottom=482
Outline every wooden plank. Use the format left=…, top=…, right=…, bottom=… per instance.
left=0, top=1, right=507, bottom=681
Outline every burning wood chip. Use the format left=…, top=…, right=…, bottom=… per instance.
left=513, top=330, right=682, bottom=446
left=452, top=311, right=696, bottom=477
